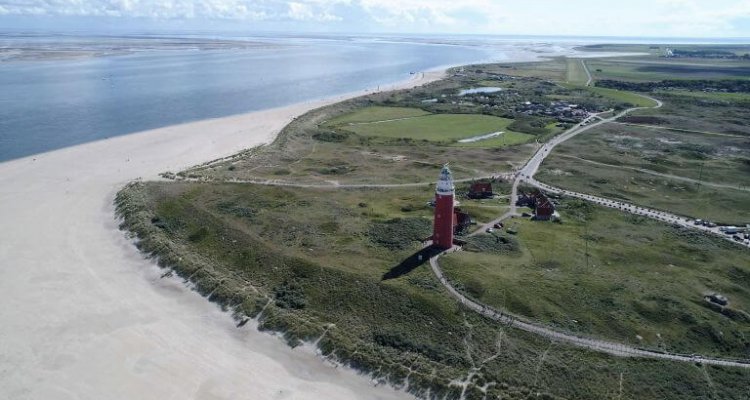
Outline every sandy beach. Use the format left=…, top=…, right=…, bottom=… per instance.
left=0, top=71, right=443, bottom=400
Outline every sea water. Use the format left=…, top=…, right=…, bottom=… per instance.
left=0, top=34, right=500, bottom=161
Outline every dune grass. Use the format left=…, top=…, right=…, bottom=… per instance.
left=117, top=181, right=750, bottom=400
left=442, top=199, right=750, bottom=358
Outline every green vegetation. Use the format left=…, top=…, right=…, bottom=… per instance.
left=339, top=113, right=516, bottom=142
left=463, top=233, right=520, bottom=255
left=117, top=181, right=750, bottom=400
left=442, top=199, right=750, bottom=358
left=368, top=217, right=432, bottom=250
left=597, top=79, right=750, bottom=93
left=326, top=106, right=431, bottom=125
left=538, top=153, right=750, bottom=224
left=565, top=59, right=589, bottom=85
left=588, top=59, right=750, bottom=82
left=473, top=58, right=568, bottom=81
left=537, top=94, right=750, bottom=224
left=653, top=90, right=750, bottom=102
left=560, top=83, right=658, bottom=108
left=579, top=44, right=750, bottom=82
left=453, top=131, right=535, bottom=148
left=583, top=86, right=657, bottom=107
left=119, top=52, right=750, bottom=399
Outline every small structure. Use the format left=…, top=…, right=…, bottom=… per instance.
left=453, top=208, right=472, bottom=234
left=468, top=182, right=493, bottom=199
left=534, top=195, right=555, bottom=221
left=516, top=189, right=555, bottom=221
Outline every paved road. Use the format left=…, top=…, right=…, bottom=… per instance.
left=529, top=178, right=750, bottom=249
left=428, top=92, right=749, bottom=364
left=518, top=98, right=663, bottom=181
left=429, top=254, right=750, bottom=368
left=509, top=93, right=749, bottom=249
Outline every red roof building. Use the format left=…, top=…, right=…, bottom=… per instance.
left=468, top=182, right=493, bottom=199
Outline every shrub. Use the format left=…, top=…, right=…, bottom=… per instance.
left=312, top=130, right=350, bottom=142
left=273, top=280, right=307, bottom=309
left=463, top=234, right=520, bottom=254
left=367, top=217, right=431, bottom=250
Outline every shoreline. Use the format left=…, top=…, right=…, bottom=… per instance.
left=0, top=69, right=444, bottom=400
left=0, top=68, right=445, bottom=173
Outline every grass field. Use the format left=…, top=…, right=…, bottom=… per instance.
left=453, top=131, right=536, bottom=148
left=623, top=96, right=750, bottom=137
left=587, top=58, right=750, bottom=82
left=577, top=44, right=663, bottom=55
left=441, top=199, right=750, bottom=358
left=585, top=86, right=658, bottom=107
left=536, top=120, right=750, bottom=225
left=182, top=97, right=537, bottom=185
left=339, top=113, right=519, bottom=143
left=326, top=106, right=431, bottom=125
left=538, top=154, right=750, bottom=224
left=544, top=122, right=750, bottom=188
left=561, top=83, right=658, bottom=107
left=653, top=90, right=750, bottom=102
left=580, top=43, right=750, bottom=56
left=565, top=58, right=589, bottom=85
left=471, top=59, right=568, bottom=81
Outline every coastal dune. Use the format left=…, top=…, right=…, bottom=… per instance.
left=0, top=72, right=442, bottom=400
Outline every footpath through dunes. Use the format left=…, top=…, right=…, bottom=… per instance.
left=0, top=72, right=442, bottom=400
left=429, top=254, right=750, bottom=368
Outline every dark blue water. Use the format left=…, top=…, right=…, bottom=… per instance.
left=0, top=37, right=495, bottom=162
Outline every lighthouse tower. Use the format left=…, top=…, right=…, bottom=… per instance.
left=432, top=164, right=455, bottom=250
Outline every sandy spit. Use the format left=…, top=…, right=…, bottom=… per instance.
left=0, top=71, right=443, bottom=400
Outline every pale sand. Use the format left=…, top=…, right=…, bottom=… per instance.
left=0, top=71, right=443, bottom=400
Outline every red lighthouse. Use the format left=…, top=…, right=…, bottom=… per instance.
left=432, top=164, right=455, bottom=250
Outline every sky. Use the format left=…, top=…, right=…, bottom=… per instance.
left=1, top=0, right=750, bottom=38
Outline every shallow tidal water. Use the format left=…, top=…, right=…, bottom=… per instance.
left=0, top=35, right=501, bottom=161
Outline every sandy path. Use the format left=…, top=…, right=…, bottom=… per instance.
left=0, top=72, right=442, bottom=400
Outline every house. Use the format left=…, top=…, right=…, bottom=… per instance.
left=516, top=189, right=555, bottom=221
left=468, top=182, right=493, bottom=199
left=533, top=195, right=555, bottom=221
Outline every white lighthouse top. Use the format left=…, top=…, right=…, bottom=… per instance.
left=435, top=164, right=455, bottom=196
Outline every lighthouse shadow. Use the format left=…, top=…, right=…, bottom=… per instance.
left=381, top=246, right=443, bottom=281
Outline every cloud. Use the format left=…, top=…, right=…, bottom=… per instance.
left=287, top=1, right=341, bottom=21
left=0, top=0, right=749, bottom=37
left=0, top=0, right=336, bottom=21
